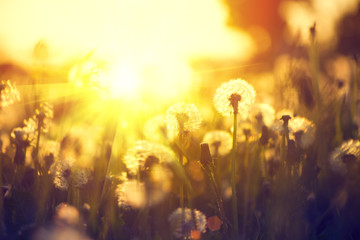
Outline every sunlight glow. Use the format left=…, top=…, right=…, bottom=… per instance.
left=0, top=0, right=256, bottom=101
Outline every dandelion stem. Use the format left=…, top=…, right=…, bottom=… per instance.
left=208, top=170, right=228, bottom=233
left=231, top=112, right=239, bottom=238
left=334, top=98, right=344, bottom=145
left=351, top=56, right=358, bottom=137
left=179, top=148, right=185, bottom=208
left=242, top=138, right=250, bottom=239
left=35, top=117, right=42, bottom=175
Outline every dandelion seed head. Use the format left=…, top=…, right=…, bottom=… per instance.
left=214, top=79, right=256, bottom=117
left=144, top=114, right=168, bottom=142
left=249, top=103, right=275, bottom=127
left=35, top=102, right=54, bottom=133
left=11, top=127, right=31, bottom=145
left=289, top=117, right=315, bottom=149
left=123, top=140, right=176, bottom=176
left=50, top=157, right=89, bottom=190
left=203, top=130, right=232, bottom=157
left=71, top=167, right=90, bottom=188
left=235, top=120, right=259, bottom=143
left=168, top=208, right=207, bottom=239
left=0, top=80, right=20, bottom=108
left=166, top=103, right=202, bottom=140
left=39, top=139, right=60, bottom=167
left=50, top=157, right=74, bottom=190
left=116, top=180, right=146, bottom=209
left=329, top=139, right=360, bottom=175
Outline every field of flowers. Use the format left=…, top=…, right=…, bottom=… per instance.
left=1, top=1, right=360, bottom=240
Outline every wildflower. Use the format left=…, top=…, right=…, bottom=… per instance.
left=12, top=103, right=54, bottom=148
left=35, top=102, right=54, bottom=133
left=329, top=139, right=360, bottom=175
left=248, top=103, right=275, bottom=127
left=166, top=103, right=201, bottom=141
left=271, top=115, right=315, bottom=149
left=289, top=117, right=315, bottom=149
left=123, top=140, right=177, bottom=176
left=38, top=139, right=59, bottom=169
left=168, top=208, right=207, bottom=239
left=10, top=127, right=32, bottom=166
left=116, top=164, right=172, bottom=209
left=213, top=79, right=256, bottom=117
left=0, top=80, right=20, bottom=108
left=202, top=130, right=232, bottom=157
left=50, top=157, right=90, bottom=190
left=144, top=114, right=168, bottom=142
left=235, top=120, right=259, bottom=143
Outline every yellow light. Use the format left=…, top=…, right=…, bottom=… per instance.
left=105, top=64, right=141, bottom=100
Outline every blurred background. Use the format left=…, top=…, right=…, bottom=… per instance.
left=0, top=0, right=360, bottom=157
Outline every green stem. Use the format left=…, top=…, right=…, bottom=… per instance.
left=334, top=98, right=344, bottom=146
left=231, top=113, right=239, bottom=238
left=351, top=57, right=358, bottom=137
left=242, top=138, right=250, bottom=239
left=179, top=148, right=184, bottom=208
left=208, top=171, right=228, bottom=233
left=261, top=145, right=267, bottom=178
left=35, top=119, right=42, bottom=175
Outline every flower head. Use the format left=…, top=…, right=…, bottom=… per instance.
left=248, top=103, right=275, bottom=127
left=0, top=80, right=20, bottom=108
left=35, top=102, right=54, bottom=133
left=166, top=103, right=201, bottom=140
left=329, top=139, right=360, bottom=175
left=168, top=208, right=207, bottom=239
left=289, top=117, right=315, bottom=149
left=38, top=139, right=60, bottom=169
left=144, top=114, right=168, bottom=142
left=271, top=115, right=315, bottom=149
left=203, top=130, right=232, bottom=157
left=50, top=157, right=90, bottom=190
left=214, top=79, right=256, bottom=117
left=123, top=140, right=177, bottom=176
left=116, top=166, right=172, bottom=209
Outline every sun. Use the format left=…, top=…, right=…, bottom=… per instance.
left=104, top=63, right=141, bottom=100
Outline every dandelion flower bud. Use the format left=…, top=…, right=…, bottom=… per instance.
left=214, top=79, right=256, bottom=117
left=200, top=143, right=213, bottom=168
